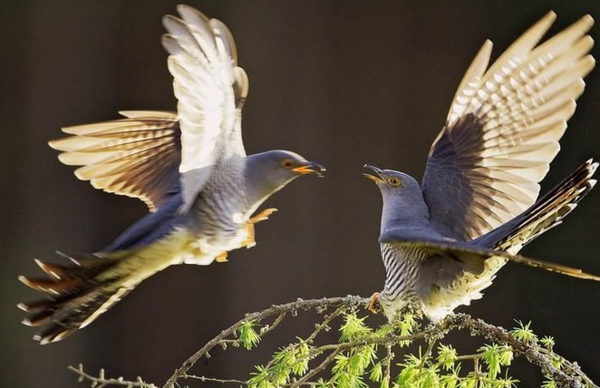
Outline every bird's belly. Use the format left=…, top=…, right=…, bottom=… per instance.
left=419, top=255, right=508, bottom=322
left=176, top=226, right=249, bottom=265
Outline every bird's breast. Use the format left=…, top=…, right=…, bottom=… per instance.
left=172, top=220, right=249, bottom=265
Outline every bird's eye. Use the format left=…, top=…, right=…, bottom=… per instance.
left=387, top=177, right=402, bottom=187
left=281, top=158, right=294, bottom=169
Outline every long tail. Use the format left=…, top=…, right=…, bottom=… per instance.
left=18, top=250, right=160, bottom=344
left=473, top=159, right=598, bottom=279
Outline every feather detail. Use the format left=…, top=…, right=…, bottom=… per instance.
left=423, top=13, right=595, bottom=240
left=162, top=6, right=247, bottom=211
left=49, top=111, right=181, bottom=212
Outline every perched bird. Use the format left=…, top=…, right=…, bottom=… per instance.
left=364, top=12, right=599, bottom=322
left=19, top=5, right=325, bottom=344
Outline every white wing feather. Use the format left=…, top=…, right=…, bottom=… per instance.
left=162, top=5, right=247, bottom=210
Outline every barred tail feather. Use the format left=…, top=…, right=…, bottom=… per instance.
left=473, top=159, right=599, bottom=280
left=506, top=254, right=600, bottom=281
left=19, top=251, right=143, bottom=344
left=490, top=159, right=597, bottom=253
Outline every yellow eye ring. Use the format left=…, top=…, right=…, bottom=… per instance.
left=387, top=177, right=402, bottom=187
left=281, top=158, right=294, bottom=168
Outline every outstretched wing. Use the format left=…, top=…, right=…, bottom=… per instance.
left=49, top=111, right=181, bottom=212
left=162, top=5, right=249, bottom=210
left=421, top=12, right=595, bottom=241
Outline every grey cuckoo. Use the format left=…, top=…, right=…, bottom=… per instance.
left=19, top=5, right=325, bottom=344
left=364, top=12, right=600, bottom=322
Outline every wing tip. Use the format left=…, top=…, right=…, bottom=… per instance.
left=581, top=14, right=595, bottom=27
left=47, top=138, right=62, bottom=150
left=540, top=10, right=557, bottom=26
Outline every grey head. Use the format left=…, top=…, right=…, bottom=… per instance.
left=363, top=165, right=431, bottom=232
left=245, top=150, right=325, bottom=207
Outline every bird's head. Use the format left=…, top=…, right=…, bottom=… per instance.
left=363, top=164, right=429, bottom=227
left=245, top=150, right=325, bottom=205
left=363, top=164, right=422, bottom=199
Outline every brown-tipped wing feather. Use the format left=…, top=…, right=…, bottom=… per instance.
left=472, top=159, right=599, bottom=279
left=422, top=13, right=595, bottom=241
left=49, top=111, right=181, bottom=212
left=49, top=6, right=251, bottom=213
left=491, top=159, right=598, bottom=253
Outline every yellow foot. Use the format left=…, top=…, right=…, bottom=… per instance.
left=250, top=208, right=278, bottom=223
left=216, top=251, right=229, bottom=263
left=244, top=223, right=257, bottom=249
left=368, top=292, right=381, bottom=314
left=244, top=208, right=278, bottom=248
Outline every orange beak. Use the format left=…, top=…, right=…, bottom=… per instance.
left=292, top=162, right=326, bottom=178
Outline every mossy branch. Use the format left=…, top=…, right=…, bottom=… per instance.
left=68, top=295, right=597, bottom=388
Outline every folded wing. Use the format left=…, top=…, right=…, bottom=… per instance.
left=421, top=12, right=595, bottom=240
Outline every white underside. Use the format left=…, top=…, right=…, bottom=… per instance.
left=422, top=255, right=508, bottom=322
left=382, top=255, right=508, bottom=322
left=99, top=225, right=250, bottom=288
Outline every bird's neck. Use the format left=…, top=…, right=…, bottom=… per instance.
left=381, top=196, right=430, bottom=233
left=243, top=155, right=294, bottom=217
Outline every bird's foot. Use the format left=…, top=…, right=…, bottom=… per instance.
left=368, top=292, right=381, bottom=314
left=216, top=251, right=229, bottom=263
left=244, top=223, right=256, bottom=249
left=244, top=208, right=278, bottom=248
left=250, top=208, right=278, bottom=223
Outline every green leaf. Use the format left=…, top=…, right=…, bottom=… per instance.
left=480, top=344, right=501, bottom=379
left=396, top=365, right=416, bottom=387
left=498, top=347, right=513, bottom=366
left=511, top=321, right=538, bottom=343
left=542, top=379, right=557, bottom=388
left=396, top=314, right=418, bottom=347
left=437, top=344, right=457, bottom=371
left=239, top=321, right=261, bottom=350
left=340, top=313, right=372, bottom=341
left=370, top=362, right=383, bottom=382
left=541, top=336, right=555, bottom=350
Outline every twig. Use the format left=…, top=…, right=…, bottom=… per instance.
left=306, top=305, right=346, bottom=343
left=312, top=329, right=431, bottom=354
left=441, top=314, right=597, bottom=388
left=290, top=348, right=342, bottom=388
left=69, top=296, right=597, bottom=388
left=186, top=375, right=249, bottom=385
left=162, top=296, right=368, bottom=388
left=539, top=347, right=597, bottom=388
left=68, top=364, right=157, bottom=388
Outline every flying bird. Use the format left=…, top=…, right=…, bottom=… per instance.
left=364, top=12, right=599, bottom=322
left=19, top=5, right=325, bottom=344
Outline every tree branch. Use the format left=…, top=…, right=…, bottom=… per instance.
left=68, top=364, right=157, bottom=388
left=162, top=296, right=368, bottom=388
left=67, top=296, right=597, bottom=388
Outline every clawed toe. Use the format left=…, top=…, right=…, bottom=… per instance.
left=368, top=292, right=381, bottom=314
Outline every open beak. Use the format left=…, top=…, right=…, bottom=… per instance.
left=292, top=161, right=326, bottom=178
left=363, top=164, right=384, bottom=184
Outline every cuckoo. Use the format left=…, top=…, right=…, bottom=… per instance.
left=19, top=5, right=325, bottom=344
left=364, top=12, right=599, bottom=322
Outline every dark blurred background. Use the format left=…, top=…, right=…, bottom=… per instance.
left=1, top=1, right=599, bottom=386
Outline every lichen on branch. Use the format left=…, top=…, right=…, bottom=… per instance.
left=68, top=295, right=597, bottom=388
